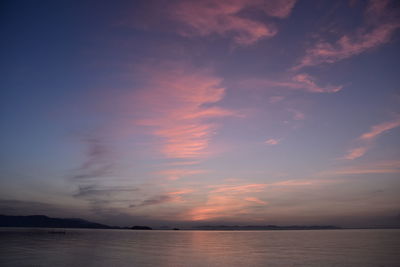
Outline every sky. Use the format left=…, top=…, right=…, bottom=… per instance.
left=1, top=0, right=400, bottom=228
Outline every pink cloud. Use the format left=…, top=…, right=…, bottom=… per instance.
left=209, top=183, right=267, bottom=194
left=167, top=189, right=195, bottom=202
left=265, top=138, right=281, bottom=145
left=271, top=179, right=314, bottom=187
left=288, top=109, right=305, bottom=120
left=265, top=179, right=342, bottom=192
left=359, top=119, right=400, bottom=141
left=260, top=0, right=297, bottom=18
left=188, top=195, right=244, bottom=221
left=170, top=0, right=297, bottom=45
left=155, top=168, right=208, bottom=181
left=168, top=189, right=195, bottom=195
left=343, top=146, right=370, bottom=160
left=343, top=117, right=400, bottom=160
left=295, top=0, right=400, bottom=69
left=187, top=192, right=267, bottom=221
left=321, top=160, right=400, bottom=176
left=245, top=197, right=268, bottom=205
left=243, top=73, right=343, bottom=93
left=296, top=24, right=399, bottom=68
left=184, top=178, right=334, bottom=221
left=165, top=160, right=202, bottom=166
left=291, top=74, right=343, bottom=93
left=332, top=167, right=400, bottom=175
left=364, top=0, right=393, bottom=21
left=134, top=63, right=238, bottom=160
left=185, top=178, right=325, bottom=221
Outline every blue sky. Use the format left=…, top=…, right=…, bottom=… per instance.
left=1, top=0, right=400, bottom=227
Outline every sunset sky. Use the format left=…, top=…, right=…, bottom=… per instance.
left=1, top=0, right=400, bottom=227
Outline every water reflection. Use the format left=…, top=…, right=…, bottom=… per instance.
left=0, top=228, right=399, bottom=266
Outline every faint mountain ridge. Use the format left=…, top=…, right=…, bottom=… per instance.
left=195, top=225, right=341, bottom=230
left=0, top=215, right=112, bottom=229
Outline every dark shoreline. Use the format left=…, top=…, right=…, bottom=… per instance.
left=1, top=215, right=399, bottom=231
left=1, top=227, right=400, bottom=231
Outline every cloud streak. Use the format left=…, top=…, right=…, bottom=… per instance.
left=131, top=189, right=194, bottom=208
left=359, top=119, right=400, bottom=141
left=343, top=146, right=370, bottom=160
left=135, top=63, right=237, bottom=160
left=185, top=182, right=268, bottom=221
left=295, top=0, right=400, bottom=69
left=326, top=160, right=400, bottom=176
left=155, top=169, right=208, bottom=181
left=170, top=0, right=297, bottom=45
left=209, top=183, right=267, bottom=194
left=265, top=138, right=281, bottom=145
left=74, top=184, right=139, bottom=198
left=344, top=117, right=400, bottom=160
left=72, top=136, right=114, bottom=180
left=243, top=73, right=343, bottom=94
left=245, top=197, right=268, bottom=205
left=185, top=178, right=341, bottom=221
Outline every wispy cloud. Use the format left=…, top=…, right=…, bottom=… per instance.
left=131, top=189, right=194, bottom=208
left=132, top=195, right=174, bottom=207
left=168, top=189, right=195, bottom=195
left=72, top=184, right=141, bottom=214
left=169, top=0, right=297, bottom=45
left=295, top=0, right=400, bottom=69
left=209, top=183, right=267, bottom=194
left=271, top=179, right=314, bottom=186
left=290, top=74, right=343, bottom=93
left=164, top=160, right=202, bottom=166
left=187, top=195, right=259, bottom=221
left=190, top=182, right=270, bottom=221
left=288, top=109, right=305, bottom=120
left=320, top=160, right=400, bottom=176
left=344, top=117, right=400, bottom=160
left=265, top=138, right=281, bottom=145
left=359, top=119, right=400, bottom=141
left=74, top=184, right=139, bottom=198
left=336, top=168, right=400, bottom=175
left=155, top=169, right=208, bottom=181
left=170, top=177, right=342, bottom=221
left=245, top=197, right=268, bottom=205
left=72, top=136, right=114, bottom=180
left=135, top=63, right=237, bottom=160
left=243, top=73, right=343, bottom=94
left=344, top=146, right=370, bottom=160
left=260, top=0, right=298, bottom=18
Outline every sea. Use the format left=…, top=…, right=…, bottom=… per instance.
left=0, top=228, right=399, bottom=266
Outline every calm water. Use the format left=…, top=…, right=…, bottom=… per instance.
left=0, top=228, right=399, bottom=267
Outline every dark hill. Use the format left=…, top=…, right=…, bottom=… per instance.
left=131, top=225, right=152, bottom=230
left=0, top=215, right=111, bottom=229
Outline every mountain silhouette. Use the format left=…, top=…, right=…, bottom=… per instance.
left=0, top=215, right=111, bottom=229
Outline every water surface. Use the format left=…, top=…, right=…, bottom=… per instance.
left=0, top=228, right=399, bottom=266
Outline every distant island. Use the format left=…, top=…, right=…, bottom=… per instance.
left=0, top=215, right=352, bottom=230
left=195, top=225, right=341, bottom=230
